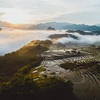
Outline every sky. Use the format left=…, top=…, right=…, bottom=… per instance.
left=0, top=0, right=100, bottom=24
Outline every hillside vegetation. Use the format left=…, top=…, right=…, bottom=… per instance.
left=0, top=40, right=52, bottom=78
left=0, top=40, right=78, bottom=100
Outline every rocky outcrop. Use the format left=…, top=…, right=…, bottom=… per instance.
left=47, top=27, right=56, bottom=31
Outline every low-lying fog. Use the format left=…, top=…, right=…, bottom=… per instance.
left=0, top=29, right=100, bottom=55
left=0, top=30, right=63, bottom=55
left=55, top=32, right=100, bottom=45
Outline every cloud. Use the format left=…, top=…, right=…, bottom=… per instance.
left=0, top=0, right=100, bottom=24
left=0, top=12, right=5, bottom=16
left=0, top=0, right=14, bottom=8
left=51, top=11, right=100, bottom=25
left=55, top=32, right=100, bottom=45
left=0, top=30, right=61, bottom=55
left=0, top=29, right=100, bottom=55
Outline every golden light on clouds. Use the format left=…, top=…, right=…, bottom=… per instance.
left=1, top=8, right=29, bottom=24
left=0, top=0, right=99, bottom=24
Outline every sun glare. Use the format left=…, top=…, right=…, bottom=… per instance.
left=1, top=9, right=29, bottom=24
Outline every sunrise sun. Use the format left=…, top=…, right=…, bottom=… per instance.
left=1, top=8, right=29, bottom=24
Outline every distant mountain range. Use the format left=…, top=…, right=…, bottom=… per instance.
left=62, top=24, right=100, bottom=31
left=0, top=21, right=32, bottom=29
left=66, top=30, right=100, bottom=35
left=28, top=22, right=71, bottom=30
left=0, top=21, right=100, bottom=31
left=27, top=22, right=100, bottom=31
left=96, top=24, right=100, bottom=27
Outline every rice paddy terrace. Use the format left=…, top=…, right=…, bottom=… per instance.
left=40, top=45, right=100, bottom=100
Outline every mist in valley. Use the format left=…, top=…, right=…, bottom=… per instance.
left=0, top=30, right=63, bottom=55
left=0, top=30, right=100, bottom=55
left=54, top=32, right=100, bottom=45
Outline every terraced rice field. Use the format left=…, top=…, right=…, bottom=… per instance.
left=41, top=46, right=100, bottom=100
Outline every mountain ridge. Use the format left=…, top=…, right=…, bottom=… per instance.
left=28, top=22, right=100, bottom=31
left=0, top=20, right=100, bottom=31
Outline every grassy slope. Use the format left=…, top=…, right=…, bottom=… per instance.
left=0, top=40, right=52, bottom=78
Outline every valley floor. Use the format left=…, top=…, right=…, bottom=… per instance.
left=35, top=45, right=100, bottom=100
